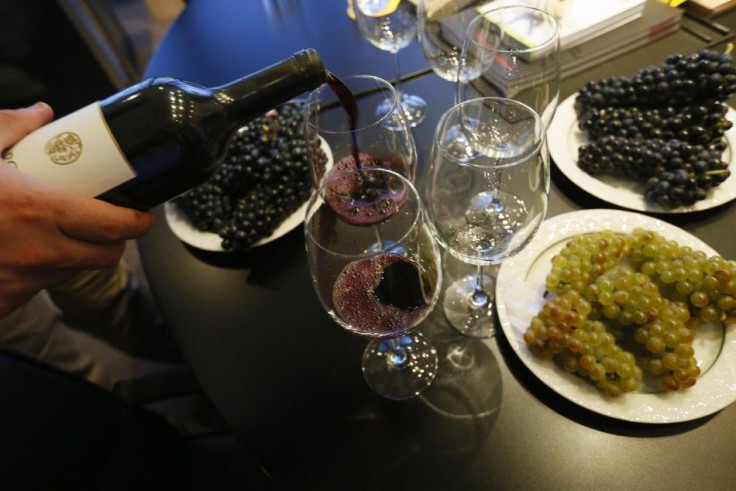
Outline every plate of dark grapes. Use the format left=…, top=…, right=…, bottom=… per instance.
left=548, top=49, right=736, bottom=213
left=165, top=103, right=332, bottom=252
left=495, top=209, right=736, bottom=423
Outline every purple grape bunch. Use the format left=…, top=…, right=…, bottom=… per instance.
left=175, top=102, right=323, bottom=251
left=575, top=49, right=736, bottom=209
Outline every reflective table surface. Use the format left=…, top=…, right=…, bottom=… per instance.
left=140, top=2, right=736, bottom=488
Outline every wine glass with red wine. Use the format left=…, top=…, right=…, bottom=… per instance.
left=426, top=97, right=549, bottom=339
left=305, top=167, right=442, bottom=400
left=304, top=74, right=417, bottom=189
left=353, top=0, right=427, bottom=128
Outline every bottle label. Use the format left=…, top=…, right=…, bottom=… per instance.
left=3, top=103, right=136, bottom=197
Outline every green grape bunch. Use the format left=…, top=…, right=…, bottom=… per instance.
left=524, top=229, right=736, bottom=397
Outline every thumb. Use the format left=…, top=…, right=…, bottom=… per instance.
left=0, top=102, right=54, bottom=152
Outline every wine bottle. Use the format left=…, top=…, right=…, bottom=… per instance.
left=2, top=49, right=326, bottom=210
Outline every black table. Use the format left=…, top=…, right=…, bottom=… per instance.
left=139, top=2, right=736, bottom=489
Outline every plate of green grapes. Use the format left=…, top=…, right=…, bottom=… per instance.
left=496, top=209, right=736, bottom=423
left=548, top=49, right=736, bottom=213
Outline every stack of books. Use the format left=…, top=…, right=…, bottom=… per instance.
left=437, top=0, right=682, bottom=79
left=559, top=0, right=682, bottom=77
left=495, top=0, right=649, bottom=51
left=686, top=0, right=736, bottom=17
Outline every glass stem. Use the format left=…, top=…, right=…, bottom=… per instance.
left=374, top=226, right=385, bottom=251
left=454, top=46, right=467, bottom=104
left=387, top=336, right=407, bottom=367
left=474, top=264, right=484, bottom=291
left=471, top=264, right=490, bottom=308
left=392, top=51, right=403, bottom=97
left=454, top=67, right=463, bottom=105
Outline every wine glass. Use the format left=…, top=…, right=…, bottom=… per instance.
left=353, top=0, right=428, bottom=127
left=417, top=0, right=488, bottom=82
left=305, top=167, right=442, bottom=399
left=457, top=4, right=560, bottom=128
left=304, top=74, right=417, bottom=189
left=426, top=97, right=549, bottom=338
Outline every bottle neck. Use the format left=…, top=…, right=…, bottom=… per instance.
left=213, top=50, right=326, bottom=121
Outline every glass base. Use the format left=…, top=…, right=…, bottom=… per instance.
left=443, top=274, right=496, bottom=339
left=376, top=92, right=428, bottom=130
left=362, top=331, right=438, bottom=400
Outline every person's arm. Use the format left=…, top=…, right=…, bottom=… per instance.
left=0, top=103, right=154, bottom=318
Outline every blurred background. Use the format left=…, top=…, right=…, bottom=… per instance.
left=0, top=0, right=184, bottom=115
left=0, top=0, right=193, bottom=409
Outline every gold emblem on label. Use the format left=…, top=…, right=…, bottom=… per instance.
left=45, top=132, right=82, bottom=165
left=2, top=150, right=17, bottom=167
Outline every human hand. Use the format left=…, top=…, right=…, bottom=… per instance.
left=0, top=103, right=155, bottom=318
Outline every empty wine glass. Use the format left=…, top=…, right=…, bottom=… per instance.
left=426, top=97, right=549, bottom=338
left=305, top=167, right=442, bottom=399
left=417, top=0, right=488, bottom=82
left=304, top=74, right=417, bottom=189
left=457, top=4, right=560, bottom=128
left=353, top=0, right=428, bottom=127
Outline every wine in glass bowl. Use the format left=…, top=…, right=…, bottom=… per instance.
left=305, top=167, right=442, bottom=399
left=353, top=0, right=428, bottom=127
left=426, top=97, right=549, bottom=338
left=304, top=74, right=417, bottom=188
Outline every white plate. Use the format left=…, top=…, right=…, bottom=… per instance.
left=164, top=200, right=306, bottom=252
left=495, top=209, right=736, bottom=423
left=547, top=94, right=736, bottom=213
left=165, top=136, right=333, bottom=252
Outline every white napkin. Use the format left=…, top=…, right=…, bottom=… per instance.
left=500, top=280, right=546, bottom=336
